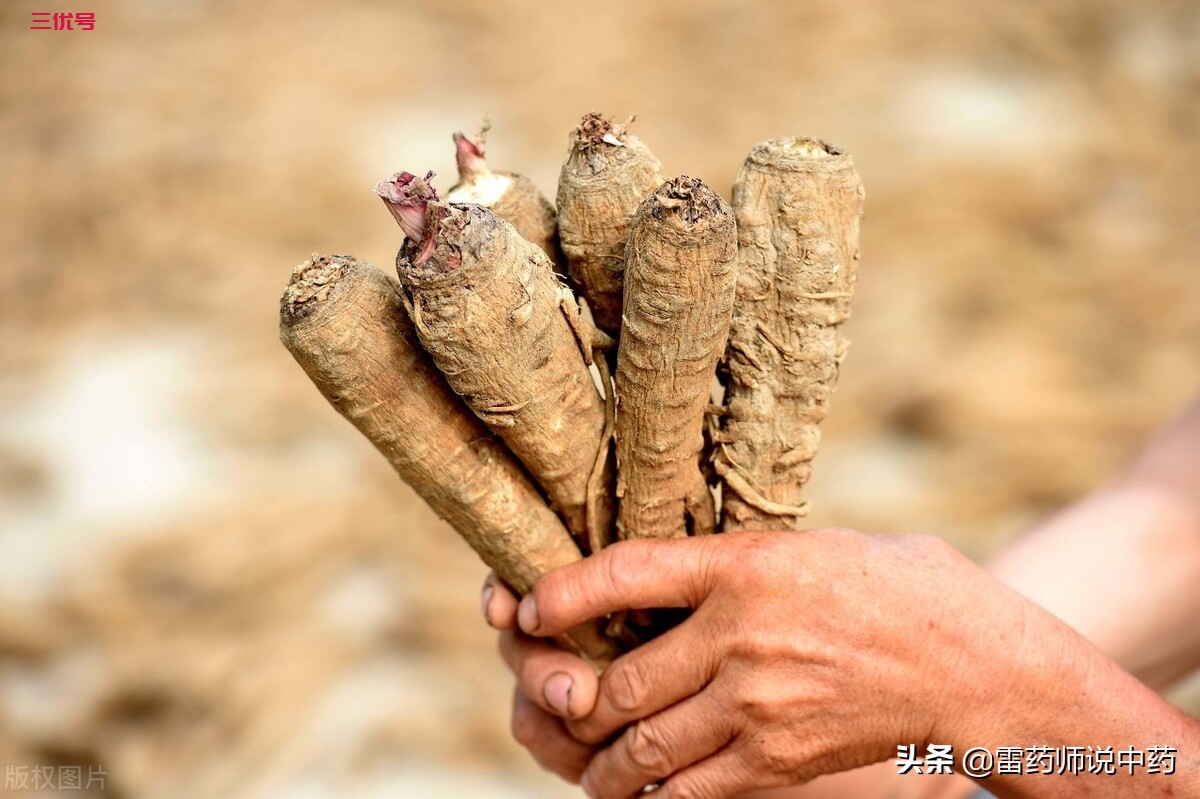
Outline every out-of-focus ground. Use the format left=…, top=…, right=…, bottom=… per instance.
left=1, top=0, right=1198, bottom=796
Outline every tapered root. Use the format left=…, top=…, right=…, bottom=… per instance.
left=717, top=138, right=864, bottom=531
left=280, top=254, right=618, bottom=665
left=557, top=112, right=664, bottom=336
left=615, top=176, right=738, bottom=540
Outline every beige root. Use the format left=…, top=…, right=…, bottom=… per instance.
left=279, top=254, right=618, bottom=665
left=378, top=173, right=616, bottom=555
left=716, top=138, right=864, bottom=531
left=447, top=129, right=567, bottom=278
left=615, top=176, right=738, bottom=540
left=556, top=113, right=664, bottom=337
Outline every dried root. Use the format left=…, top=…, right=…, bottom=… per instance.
left=615, top=177, right=738, bottom=540
left=716, top=138, right=864, bottom=531
left=378, top=173, right=617, bottom=554
left=448, top=127, right=567, bottom=278
left=557, top=112, right=663, bottom=337
left=280, top=119, right=866, bottom=672
left=279, top=254, right=618, bottom=665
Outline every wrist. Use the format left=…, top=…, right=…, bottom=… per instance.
left=913, top=563, right=1061, bottom=752
left=935, top=591, right=1073, bottom=751
left=934, top=593, right=1200, bottom=797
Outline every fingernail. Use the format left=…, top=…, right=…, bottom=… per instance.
left=481, top=584, right=494, bottom=626
left=581, top=771, right=597, bottom=798
left=518, top=595, right=539, bottom=633
left=543, top=672, right=573, bottom=717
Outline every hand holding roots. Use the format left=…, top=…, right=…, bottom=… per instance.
left=280, top=115, right=862, bottom=664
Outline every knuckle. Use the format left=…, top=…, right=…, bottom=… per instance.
left=624, top=719, right=672, bottom=774
left=548, top=764, right=583, bottom=785
left=754, top=737, right=798, bottom=778
left=898, top=532, right=966, bottom=576
left=726, top=626, right=782, bottom=665
left=566, top=716, right=609, bottom=746
left=536, top=752, right=583, bottom=784
left=734, top=534, right=784, bottom=585
left=602, top=544, right=635, bottom=598
left=604, top=659, right=649, bottom=714
left=905, top=530, right=937, bottom=550
left=909, top=531, right=953, bottom=559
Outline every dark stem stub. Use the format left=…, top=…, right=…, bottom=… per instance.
left=571, top=111, right=630, bottom=151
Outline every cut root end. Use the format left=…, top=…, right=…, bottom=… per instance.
left=280, top=253, right=358, bottom=326
left=776, top=137, right=840, bottom=158
left=652, top=176, right=728, bottom=226
left=571, top=111, right=634, bottom=151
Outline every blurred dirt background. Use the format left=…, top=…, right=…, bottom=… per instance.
left=1, top=0, right=1198, bottom=796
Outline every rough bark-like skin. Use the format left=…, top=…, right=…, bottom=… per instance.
left=616, top=177, right=738, bottom=540
left=557, top=113, right=664, bottom=337
left=279, top=255, right=617, bottom=664
left=717, top=138, right=864, bottom=531
left=395, top=206, right=615, bottom=553
left=447, top=132, right=567, bottom=277
left=490, top=175, right=566, bottom=276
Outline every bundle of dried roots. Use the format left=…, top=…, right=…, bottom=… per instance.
left=280, top=115, right=863, bottom=666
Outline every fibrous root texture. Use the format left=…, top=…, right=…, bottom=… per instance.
left=279, top=254, right=618, bottom=665
left=557, top=112, right=663, bottom=337
left=716, top=138, right=864, bottom=531
left=281, top=119, right=865, bottom=669
left=385, top=175, right=616, bottom=555
left=447, top=130, right=567, bottom=277
left=615, top=176, right=738, bottom=540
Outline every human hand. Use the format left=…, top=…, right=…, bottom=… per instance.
left=482, top=572, right=602, bottom=784
left=499, top=529, right=1038, bottom=798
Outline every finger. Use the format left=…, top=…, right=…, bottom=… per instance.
left=567, top=615, right=719, bottom=745
left=655, top=745, right=775, bottom=799
left=579, top=690, right=734, bottom=799
left=520, top=537, right=722, bottom=637
left=499, top=629, right=599, bottom=719
left=511, top=688, right=596, bottom=784
left=483, top=573, right=520, bottom=630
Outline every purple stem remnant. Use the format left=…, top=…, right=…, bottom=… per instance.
left=453, top=133, right=490, bottom=181
left=376, top=171, right=440, bottom=266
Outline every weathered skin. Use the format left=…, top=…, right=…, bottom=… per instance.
left=616, top=176, right=738, bottom=540
left=716, top=138, right=864, bottom=531
left=447, top=131, right=567, bottom=278
left=388, top=192, right=616, bottom=557
left=279, top=254, right=618, bottom=665
left=557, top=113, right=664, bottom=337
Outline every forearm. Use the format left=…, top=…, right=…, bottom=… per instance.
left=946, top=593, right=1200, bottom=798
left=986, top=400, right=1200, bottom=688
left=987, top=482, right=1200, bottom=688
